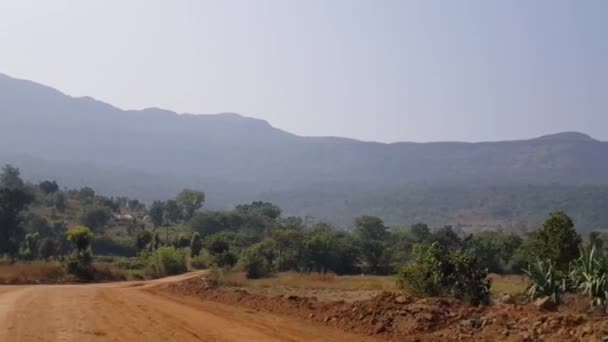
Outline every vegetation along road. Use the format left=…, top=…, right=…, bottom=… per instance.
left=0, top=272, right=372, bottom=342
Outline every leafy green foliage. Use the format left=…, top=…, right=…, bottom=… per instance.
left=0, top=164, right=24, bottom=190
left=519, top=212, right=581, bottom=272
left=569, top=245, right=608, bottom=306
left=176, top=189, right=205, bottom=220
left=241, top=240, right=277, bottom=279
left=38, top=180, right=59, bottom=194
left=190, top=232, right=203, bottom=257
left=0, top=186, right=33, bottom=257
left=79, top=206, right=111, bottom=230
left=397, top=242, right=491, bottom=305
left=354, top=216, right=391, bottom=274
left=524, top=259, right=566, bottom=304
left=144, top=247, right=187, bottom=278
left=148, top=201, right=164, bottom=228
left=65, top=226, right=94, bottom=279
left=236, top=201, right=282, bottom=220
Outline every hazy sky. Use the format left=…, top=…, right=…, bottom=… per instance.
left=1, top=0, right=607, bottom=142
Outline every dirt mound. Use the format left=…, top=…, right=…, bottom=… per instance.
left=165, top=276, right=608, bottom=341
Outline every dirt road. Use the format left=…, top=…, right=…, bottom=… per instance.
left=0, top=273, right=374, bottom=342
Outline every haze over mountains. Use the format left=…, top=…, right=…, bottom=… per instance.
left=1, top=73, right=607, bottom=230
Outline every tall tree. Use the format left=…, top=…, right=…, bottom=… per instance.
left=0, top=187, right=32, bottom=258
left=176, top=189, right=205, bottom=220
left=0, top=164, right=24, bottom=190
left=535, top=211, right=581, bottom=271
left=148, top=201, right=165, bottom=230
left=354, top=216, right=390, bottom=274
left=164, top=200, right=182, bottom=225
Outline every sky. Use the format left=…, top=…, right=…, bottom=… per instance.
left=0, top=0, right=607, bottom=143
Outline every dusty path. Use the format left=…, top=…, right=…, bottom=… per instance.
left=0, top=273, right=375, bottom=342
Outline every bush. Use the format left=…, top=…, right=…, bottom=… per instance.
left=524, top=259, right=567, bottom=304
left=570, top=245, right=608, bottom=306
left=145, top=247, right=187, bottom=278
left=65, top=249, right=94, bottom=280
left=92, top=236, right=137, bottom=257
left=190, top=250, right=212, bottom=270
left=115, top=257, right=146, bottom=270
left=396, top=243, right=443, bottom=296
left=397, top=242, right=491, bottom=305
left=65, top=226, right=95, bottom=280
left=241, top=242, right=276, bottom=279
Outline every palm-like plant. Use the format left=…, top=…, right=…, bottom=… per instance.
left=570, top=245, right=608, bottom=306
left=524, top=259, right=566, bottom=304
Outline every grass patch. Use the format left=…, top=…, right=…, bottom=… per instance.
left=489, top=274, right=528, bottom=296
left=0, top=260, right=66, bottom=284
left=220, top=271, right=398, bottom=291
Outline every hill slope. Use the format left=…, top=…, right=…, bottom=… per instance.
left=1, top=73, right=608, bottom=229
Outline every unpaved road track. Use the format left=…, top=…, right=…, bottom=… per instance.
left=0, top=273, right=374, bottom=342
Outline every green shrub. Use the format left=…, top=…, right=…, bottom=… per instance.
left=396, top=243, right=443, bottom=296
left=115, top=257, right=146, bottom=270
left=145, top=247, right=187, bottom=278
left=397, top=242, right=491, bottom=305
left=241, top=242, right=275, bottom=279
left=569, top=245, right=608, bottom=306
left=524, top=259, right=568, bottom=304
left=65, top=226, right=95, bottom=280
left=66, top=249, right=94, bottom=279
left=190, top=250, right=212, bottom=270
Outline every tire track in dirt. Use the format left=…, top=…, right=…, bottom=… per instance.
left=0, top=274, right=375, bottom=342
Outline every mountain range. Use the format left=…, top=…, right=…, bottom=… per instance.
left=1, top=73, right=607, bottom=230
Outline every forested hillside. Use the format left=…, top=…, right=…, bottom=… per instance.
left=2, top=72, right=608, bottom=230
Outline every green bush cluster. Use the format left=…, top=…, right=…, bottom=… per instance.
left=397, top=242, right=491, bottom=305
left=144, top=247, right=187, bottom=278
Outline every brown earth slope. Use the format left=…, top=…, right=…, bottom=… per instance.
left=0, top=272, right=375, bottom=342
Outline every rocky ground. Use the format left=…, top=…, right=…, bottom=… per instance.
left=165, top=275, right=608, bottom=341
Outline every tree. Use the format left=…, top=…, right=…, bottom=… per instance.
left=236, top=201, right=282, bottom=220
left=241, top=240, right=277, bottom=279
left=0, top=187, right=32, bottom=258
left=77, top=187, right=96, bottom=204
left=65, top=226, right=94, bottom=278
left=397, top=242, right=491, bottom=305
left=431, top=226, right=463, bottom=250
left=66, top=226, right=93, bottom=253
left=205, top=232, right=239, bottom=267
left=79, top=206, right=111, bottom=230
left=39, top=238, right=58, bottom=261
left=164, top=200, right=182, bottom=225
left=410, top=223, right=431, bottom=243
left=38, top=180, right=59, bottom=194
left=148, top=201, right=165, bottom=229
left=354, top=216, right=390, bottom=274
left=0, top=164, right=24, bottom=190
left=190, top=232, right=203, bottom=257
left=173, top=233, right=191, bottom=248
left=189, top=211, right=243, bottom=237
left=19, top=232, right=41, bottom=260
left=533, top=211, right=582, bottom=271
left=176, top=189, right=205, bottom=220
left=135, top=230, right=153, bottom=253
left=54, top=192, right=67, bottom=213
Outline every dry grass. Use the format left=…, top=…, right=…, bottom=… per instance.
left=220, top=271, right=528, bottom=297
left=220, top=271, right=398, bottom=291
left=0, top=260, right=67, bottom=284
left=0, top=260, right=133, bottom=284
left=489, top=274, right=528, bottom=296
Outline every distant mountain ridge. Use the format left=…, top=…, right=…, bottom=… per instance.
left=2, top=72, right=608, bottom=229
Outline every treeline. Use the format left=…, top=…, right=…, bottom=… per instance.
left=3, top=163, right=606, bottom=304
